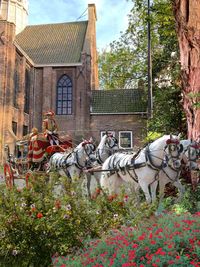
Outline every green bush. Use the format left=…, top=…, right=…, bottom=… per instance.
left=0, top=173, right=97, bottom=266
left=0, top=173, right=155, bottom=266
left=0, top=171, right=198, bottom=267
left=163, top=185, right=200, bottom=214
left=52, top=212, right=200, bottom=267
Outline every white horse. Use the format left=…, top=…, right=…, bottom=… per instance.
left=83, top=133, right=119, bottom=197
left=100, top=134, right=183, bottom=204
left=47, top=139, right=96, bottom=181
left=157, top=139, right=200, bottom=204
left=95, top=133, right=119, bottom=164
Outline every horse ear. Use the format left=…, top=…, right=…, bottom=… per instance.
left=177, top=133, right=181, bottom=139
left=105, top=131, right=108, bottom=136
left=166, top=139, right=171, bottom=145
left=89, top=137, right=93, bottom=143
left=82, top=140, right=88, bottom=146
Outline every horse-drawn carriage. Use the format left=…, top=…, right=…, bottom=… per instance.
left=3, top=136, right=73, bottom=189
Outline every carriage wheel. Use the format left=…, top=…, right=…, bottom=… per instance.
left=4, top=163, right=14, bottom=189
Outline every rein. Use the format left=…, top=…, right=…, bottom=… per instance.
left=145, top=145, right=165, bottom=171
left=74, top=143, right=95, bottom=170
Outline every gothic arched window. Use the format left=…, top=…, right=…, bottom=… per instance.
left=56, top=75, right=72, bottom=115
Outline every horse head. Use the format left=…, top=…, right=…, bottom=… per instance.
left=164, top=134, right=183, bottom=170
left=104, top=132, right=118, bottom=150
left=181, top=140, right=200, bottom=171
left=81, top=139, right=96, bottom=160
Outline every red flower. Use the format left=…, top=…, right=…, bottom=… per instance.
left=138, top=233, right=146, bottom=241
left=155, top=248, right=166, bottom=256
left=37, top=212, right=43, bottom=219
left=155, top=228, right=163, bottom=234
left=149, top=232, right=153, bottom=239
left=128, top=250, right=136, bottom=261
left=96, top=188, right=101, bottom=194
left=55, top=199, right=61, bottom=209
left=122, top=263, right=136, bottom=267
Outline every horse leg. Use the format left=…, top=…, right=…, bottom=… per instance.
left=155, top=176, right=168, bottom=215
left=83, top=173, right=94, bottom=198
left=150, top=180, right=158, bottom=203
left=138, top=180, right=152, bottom=204
left=173, top=179, right=185, bottom=203
left=133, top=183, right=141, bottom=206
left=100, top=172, right=122, bottom=195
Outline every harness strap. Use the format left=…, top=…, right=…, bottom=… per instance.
left=145, top=145, right=164, bottom=171
left=75, top=151, right=86, bottom=169
left=63, top=152, right=73, bottom=168
left=126, top=166, right=138, bottom=183
left=96, top=149, right=104, bottom=164
left=162, top=167, right=180, bottom=182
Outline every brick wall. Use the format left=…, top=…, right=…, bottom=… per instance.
left=90, top=114, right=147, bottom=147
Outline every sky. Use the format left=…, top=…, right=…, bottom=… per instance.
left=28, top=0, right=133, bottom=51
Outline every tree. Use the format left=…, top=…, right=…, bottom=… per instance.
left=173, top=0, right=200, bottom=140
left=98, top=0, right=186, bottom=134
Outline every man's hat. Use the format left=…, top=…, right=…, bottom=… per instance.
left=45, top=110, right=55, bottom=116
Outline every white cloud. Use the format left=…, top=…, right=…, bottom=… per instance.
left=28, top=0, right=132, bottom=50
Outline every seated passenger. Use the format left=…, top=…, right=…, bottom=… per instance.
left=42, top=110, right=59, bottom=146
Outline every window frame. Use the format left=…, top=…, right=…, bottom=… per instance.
left=119, top=131, right=133, bottom=149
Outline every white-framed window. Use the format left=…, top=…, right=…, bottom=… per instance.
left=119, top=131, right=133, bottom=149
left=100, top=131, right=115, bottom=139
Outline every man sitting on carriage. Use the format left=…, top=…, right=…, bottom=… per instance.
left=42, top=110, right=59, bottom=146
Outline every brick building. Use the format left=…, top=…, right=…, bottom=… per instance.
left=0, top=0, right=147, bottom=163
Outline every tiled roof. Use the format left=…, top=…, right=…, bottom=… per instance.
left=91, top=89, right=147, bottom=114
left=15, top=21, right=88, bottom=65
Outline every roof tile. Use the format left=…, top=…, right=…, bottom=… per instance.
left=15, top=21, right=88, bottom=65
left=91, top=89, right=147, bottom=113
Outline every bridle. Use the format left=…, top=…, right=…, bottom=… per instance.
left=145, top=138, right=182, bottom=172
left=105, top=135, right=118, bottom=149
left=182, top=141, right=200, bottom=169
left=74, top=141, right=95, bottom=169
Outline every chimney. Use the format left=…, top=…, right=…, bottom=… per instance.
left=88, top=3, right=97, bottom=22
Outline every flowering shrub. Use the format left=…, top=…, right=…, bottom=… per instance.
left=52, top=212, right=200, bottom=267
left=0, top=172, right=154, bottom=266
left=0, top=173, right=98, bottom=266
left=1, top=170, right=198, bottom=267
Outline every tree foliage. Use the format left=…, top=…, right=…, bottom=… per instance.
left=98, top=0, right=187, bottom=135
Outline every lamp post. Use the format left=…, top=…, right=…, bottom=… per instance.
left=147, top=0, right=153, bottom=118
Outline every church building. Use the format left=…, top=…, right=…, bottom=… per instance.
left=0, top=0, right=146, bottom=163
